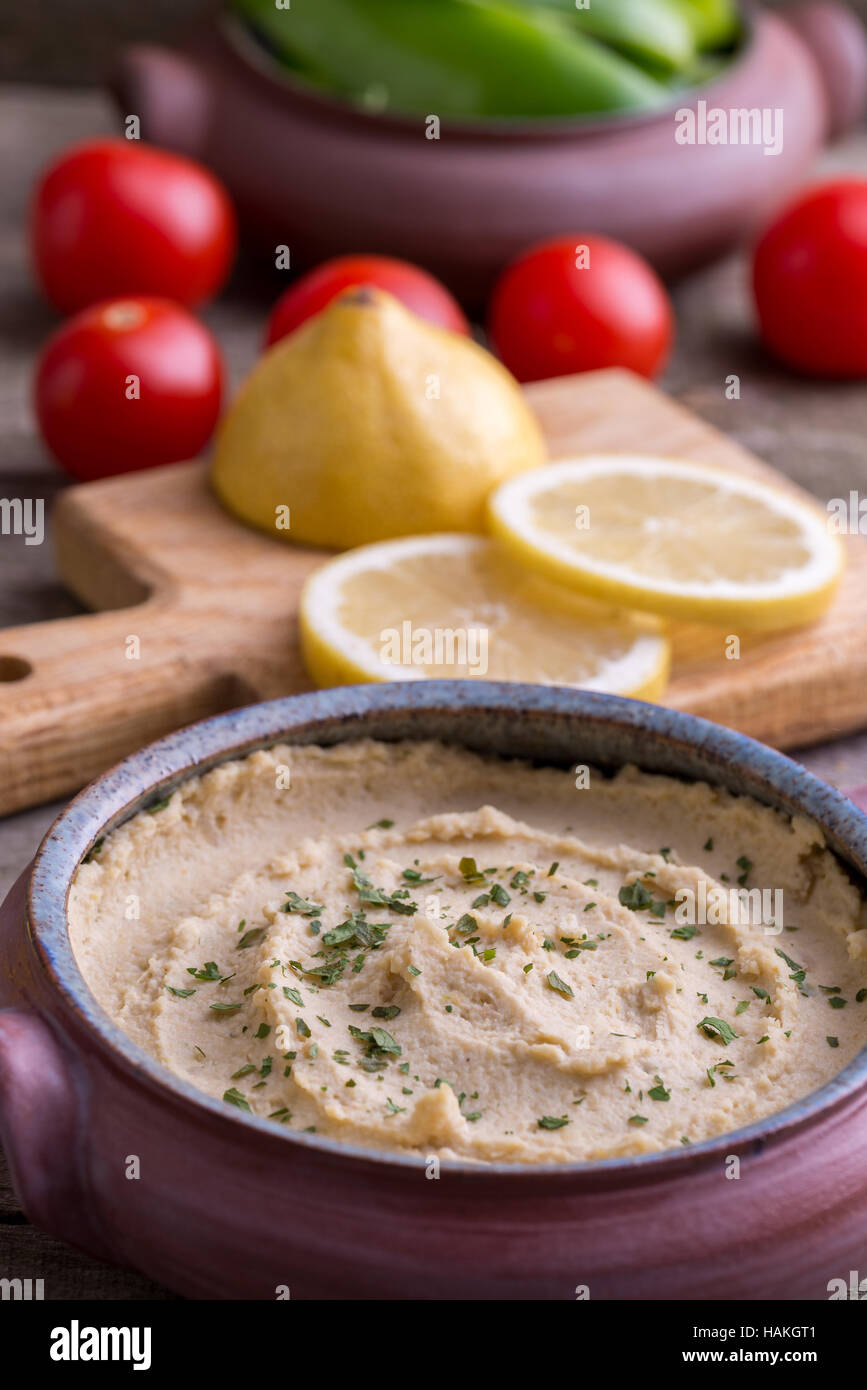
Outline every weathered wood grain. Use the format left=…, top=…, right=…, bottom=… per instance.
left=0, top=367, right=865, bottom=816
left=3, top=82, right=867, bottom=1301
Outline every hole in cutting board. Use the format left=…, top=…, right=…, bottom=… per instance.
left=0, top=656, right=32, bottom=682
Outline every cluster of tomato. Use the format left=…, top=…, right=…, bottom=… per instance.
left=30, top=136, right=867, bottom=483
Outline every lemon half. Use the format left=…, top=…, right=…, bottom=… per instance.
left=212, top=289, right=545, bottom=548
left=299, top=533, right=670, bottom=698
left=488, top=455, right=843, bottom=631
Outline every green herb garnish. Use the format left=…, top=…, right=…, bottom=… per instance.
left=283, top=891, right=324, bottom=917
left=187, top=960, right=221, bottom=981
left=697, top=1016, right=738, bottom=1045
left=546, top=970, right=574, bottom=999
left=671, top=924, right=699, bottom=941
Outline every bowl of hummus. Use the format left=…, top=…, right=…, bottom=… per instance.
left=2, top=681, right=867, bottom=1299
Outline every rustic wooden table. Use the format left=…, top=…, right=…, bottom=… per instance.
left=2, top=83, right=867, bottom=1299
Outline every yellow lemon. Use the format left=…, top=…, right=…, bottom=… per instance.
left=488, top=454, right=843, bottom=631
left=212, top=289, right=545, bottom=548
left=300, top=532, right=670, bottom=697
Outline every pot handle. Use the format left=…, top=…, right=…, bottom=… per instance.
left=781, top=1, right=867, bottom=138
left=0, top=1009, right=113, bottom=1262
left=110, top=44, right=214, bottom=157
left=846, top=785, right=867, bottom=814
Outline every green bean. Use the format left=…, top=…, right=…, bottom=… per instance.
left=234, top=0, right=666, bottom=119
left=519, top=0, right=698, bottom=76
left=667, top=0, right=741, bottom=50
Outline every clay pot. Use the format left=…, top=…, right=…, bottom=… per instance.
left=1, top=682, right=867, bottom=1299
left=112, top=4, right=867, bottom=307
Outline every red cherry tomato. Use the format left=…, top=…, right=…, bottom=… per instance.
left=487, top=235, right=673, bottom=383
left=753, top=180, right=867, bottom=377
left=31, top=139, right=237, bottom=314
left=34, top=297, right=224, bottom=480
left=265, top=254, right=470, bottom=346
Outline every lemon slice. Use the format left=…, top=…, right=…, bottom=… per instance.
left=300, top=533, right=670, bottom=698
left=488, top=455, right=844, bottom=631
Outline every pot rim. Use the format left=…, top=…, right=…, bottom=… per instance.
left=219, top=7, right=757, bottom=142
left=27, top=681, right=867, bottom=1181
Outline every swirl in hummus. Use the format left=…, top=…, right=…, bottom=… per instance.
left=69, top=741, right=867, bottom=1162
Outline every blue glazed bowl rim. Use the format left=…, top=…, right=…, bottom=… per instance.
left=27, top=681, right=867, bottom=1180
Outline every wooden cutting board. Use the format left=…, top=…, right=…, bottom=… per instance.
left=1, top=367, right=864, bottom=818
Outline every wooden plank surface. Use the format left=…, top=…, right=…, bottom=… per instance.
left=3, top=82, right=867, bottom=1302
left=1, top=368, right=865, bottom=816
left=531, top=371, right=867, bottom=749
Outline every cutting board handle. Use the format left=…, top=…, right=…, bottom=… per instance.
left=0, top=460, right=317, bottom=818
left=0, top=602, right=244, bottom=817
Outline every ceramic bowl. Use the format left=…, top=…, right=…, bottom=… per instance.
left=111, top=4, right=867, bottom=306
left=2, top=682, right=867, bottom=1299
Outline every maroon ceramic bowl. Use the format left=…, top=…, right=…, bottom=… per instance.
left=112, top=4, right=867, bottom=306
left=2, top=683, right=867, bottom=1300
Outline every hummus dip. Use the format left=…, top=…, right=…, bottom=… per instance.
left=69, top=740, right=867, bottom=1163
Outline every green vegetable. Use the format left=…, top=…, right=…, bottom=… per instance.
left=668, top=0, right=740, bottom=50
left=234, top=0, right=665, bottom=120
left=520, top=0, right=698, bottom=76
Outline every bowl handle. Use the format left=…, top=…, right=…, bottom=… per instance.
left=781, top=1, right=867, bottom=138
left=110, top=44, right=213, bottom=157
left=846, top=784, right=867, bottom=814
left=0, top=1009, right=113, bottom=1262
